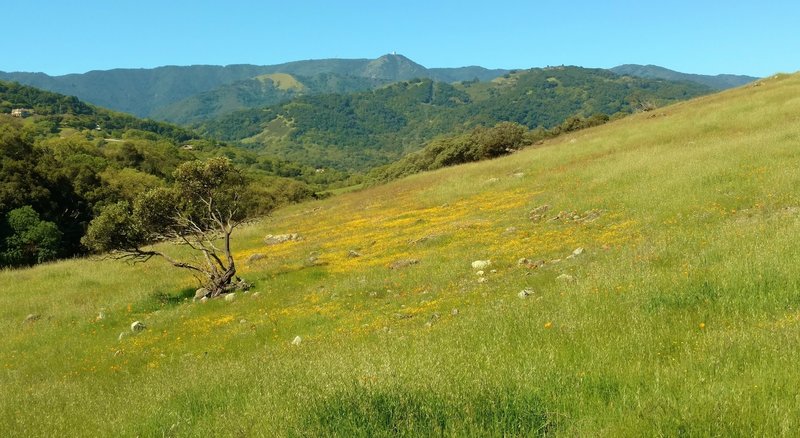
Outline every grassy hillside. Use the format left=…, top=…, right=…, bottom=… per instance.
left=3, top=72, right=800, bottom=435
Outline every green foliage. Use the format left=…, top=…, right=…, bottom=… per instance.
left=201, top=67, right=711, bottom=172
left=1, top=206, right=63, bottom=266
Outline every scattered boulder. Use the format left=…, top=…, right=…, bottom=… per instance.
left=486, top=177, right=500, bottom=183
left=556, top=274, right=575, bottom=283
left=200, top=297, right=208, bottom=303
left=471, top=260, right=491, bottom=270
left=291, top=336, right=302, bottom=346
left=118, top=332, right=127, bottom=341
left=247, top=253, right=266, bottom=263
left=264, top=233, right=303, bottom=245
left=476, top=270, right=485, bottom=276
left=451, top=308, right=459, bottom=316
left=518, top=258, right=546, bottom=269
left=503, top=227, right=518, bottom=234
left=518, top=288, right=534, bottom=299
left=347, top=250, right=362, bottom=258
left=130, top=321, right=146, bottom=332
left=529, top=205, right=550, bottom=222
left=477, top=277, right=488, bottom=284
left=548, top=209, right=602, bottom=224
left=572, top=247, right=584, bottom=256
left=513, top=172, right=525, bottom=178
left=251, top=292, right=261, bottom=298
left=389, top=259, right=419, bottom=269
left=23, top=313, right=40, bottom=324
left=96, top=311, right=106, bottom=322
left=194, top=288, right=209, bottom=300
left=224, top=293, right=236, bottom=302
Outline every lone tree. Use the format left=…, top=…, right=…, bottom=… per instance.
left=83, top=157, right=252, bottom=298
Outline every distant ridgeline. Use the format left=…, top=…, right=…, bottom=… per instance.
left=0, top=54, right=510, bottom=120
left=0, top=81, right=333, bottom=268
left=199, top=67, right=714, bottom=171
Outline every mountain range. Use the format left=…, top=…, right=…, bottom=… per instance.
left=0, top=55, right=757, bottom=123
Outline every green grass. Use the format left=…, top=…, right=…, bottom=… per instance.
left=2, top=73, right=800, bottom=436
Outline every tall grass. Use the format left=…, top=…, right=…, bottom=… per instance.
left=2, top=73, right=800, bottom=436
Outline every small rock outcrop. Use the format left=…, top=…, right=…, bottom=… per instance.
left=518, top=288, right=534, bottom=299
left=291, top=336, right=302, bottom=346
left=23, top=313, right=40, bottom=324
left=529, top=205, right=550, bottom=222
left=194, top=288, right=209, bottom=300
left=264, top=233, right=303, bottom=245
left=471, top=260, right=491, bottom=270
left=130, top=321, right=146, bottom=332
left=389, top=259, right=419, bottom=269
left=247, top=253, right=266, bottom=263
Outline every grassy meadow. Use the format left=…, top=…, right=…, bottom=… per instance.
left=3, top=73, right=800, bottom=436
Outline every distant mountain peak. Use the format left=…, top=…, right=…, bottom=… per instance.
left=362, top=54, right=428, bottom=80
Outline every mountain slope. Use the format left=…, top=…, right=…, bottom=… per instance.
left=201, top=67, right=712, bottom=171
left=0, top=55, right=509, bottom=119
left=2, top=72, right=799, bottom=435
left=611, top=64, right=758, bottom=89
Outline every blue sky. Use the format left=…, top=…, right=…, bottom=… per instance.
left=2, top=0, right=797, bottom=77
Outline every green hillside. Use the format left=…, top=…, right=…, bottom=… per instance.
left=1, top=70, right=798, bottom=435
left=0, top=54, right=508, bottom=119
left=0, top=81, right=332, bottom=268
left=611, top=64, right=758, bottom=89
left=152, top=72, right=389, bottom=125
left=201, top=67, right=712, bottom=171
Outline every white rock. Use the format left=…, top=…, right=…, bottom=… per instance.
left=130, top=321, right=146, bottom=332
left=224, top=293, right=236, bottom=302
left=251, top=292, right=261, bottom=298
left=518, top=288, right=534, bottom=299
left=476, top=270, right=485, bottom=276
left=471, top=260, right=491, bottom=270
left=291, top=336, right=302, bottom=346
left=556, top=274, right=575, bottom=282
left=477, top=277, right=488, bottom=283
left=118, top=332, right=127, bottom=341
left=572, top=247, right=584, bottom=256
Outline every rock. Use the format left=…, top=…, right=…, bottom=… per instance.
left=130, top=321, right=146, bottom=332
left=476, top=270, right=485, bottom=276
left=291, top=336, right=302, bottom=346
left=471, top=260, right=491, bottom=270
left=504, top=227, right=518, bottom=234
left=232, top=278, right=252, bottom=291
left=556, top=274, right=575, bottom=282
left=518, top=288, right=534, bottom=299
left=96, top=311, right=106, bottom=322
left=200, top=297, right=208, bottom=303
left=224, top=293, right=236, bottom=302
left=118, top=332, right=127, bottom=341
left=513, top=172, right=525, bottom=178
left=477, top=277, right=488, bottom=284
left=451, top=308, right=459, bottom=316
left=572, top=247, right=584, bottom=256
left=529, top=204, right=550, bottom=216
left=518, top=258, right=546, bottom=268
left=23, top=313, right=40, bottom=324
left=389, top=259, right=419, bottom=269
left=264, top=233, right=303, bottom=245
left=490, top=269, right=497, bottom=274
left=487, top=177, right=500, bottom=183
left=251, top=292, right=261, bottom=298
left=194, top=288, right=209, bottom=300
left=550, top=259, right=562, bottom=264
left=247, top=253, right=266, bottom=263
left=347, top=250, right=362, bottom=258
left=239, top=319, right=248, bottom=324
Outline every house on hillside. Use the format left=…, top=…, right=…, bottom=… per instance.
left=11, top=108, right=34, bottom=118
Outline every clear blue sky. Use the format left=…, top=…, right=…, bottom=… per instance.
left=2, top=0, right=797, bottom=77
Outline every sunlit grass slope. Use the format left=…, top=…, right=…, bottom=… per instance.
left=3, top=73, right=800, bottom=436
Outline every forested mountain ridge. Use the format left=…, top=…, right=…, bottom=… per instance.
left=200, top=66, right=713, bottom=171
left=610, top=64, right=758, bottom=89
left=0, top=54, right=509, bottom=119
